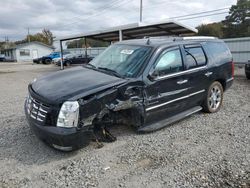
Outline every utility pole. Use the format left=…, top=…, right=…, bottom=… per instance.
left=140, top=0, right=143, bottom=22
left=27, top=27, right=30, bottom=43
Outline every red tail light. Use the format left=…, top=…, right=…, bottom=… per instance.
left=231, top=61, right=234, bottom=78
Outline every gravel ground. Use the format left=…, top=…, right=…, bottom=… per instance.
left=0, top=62, right=249, bottom=188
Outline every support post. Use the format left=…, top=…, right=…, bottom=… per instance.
left=84, top=37, right=87, bottom=63
left=119, top=30, right=123, bottom=41
left=60, top=40, right=64, bottom=70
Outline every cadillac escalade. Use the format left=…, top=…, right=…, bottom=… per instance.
left=25, top=36, right=234, bottom=151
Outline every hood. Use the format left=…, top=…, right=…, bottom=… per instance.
left=31, top=66, right=126, bottom=103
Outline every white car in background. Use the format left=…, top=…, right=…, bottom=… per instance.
left=52, top=54, right=73, bottom=64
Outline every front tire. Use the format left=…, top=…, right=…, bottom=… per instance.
left=202, top=81, right=224, bottom=113
left=45, top=58, right=52, bottom=64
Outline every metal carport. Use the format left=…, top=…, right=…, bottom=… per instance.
left=57, top=20, right=197, bottom=69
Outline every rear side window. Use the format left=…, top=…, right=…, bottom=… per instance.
left=205, top=42, right=232, bottom=64
left=184, top=46, right=206, bottom=69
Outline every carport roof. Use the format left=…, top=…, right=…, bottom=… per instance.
left=57, top=20, right=197, bottom=42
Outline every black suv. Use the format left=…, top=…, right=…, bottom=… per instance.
left=25, top=37, right=234, bottom=151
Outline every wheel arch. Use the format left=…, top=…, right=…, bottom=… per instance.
left=214, top=78, right=226, bottom=91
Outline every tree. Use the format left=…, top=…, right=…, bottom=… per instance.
left=223, top=0, right=250, bottom=38
left=40, top=29, right=53, bottom=45
left=196, top=22, right=224, bottom=38
left=15, top=29, right=54, bottom=46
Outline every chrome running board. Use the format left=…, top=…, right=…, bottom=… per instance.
left=138, top=106, right=202, bottom=133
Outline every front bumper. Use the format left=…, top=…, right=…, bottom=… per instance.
left=25, top=106, right=93, bottom=151
left=225, top=77, right=234, bottom=91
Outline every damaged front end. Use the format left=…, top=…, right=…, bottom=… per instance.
left=77, top=82, right=145, bottom=147
left=26, top=43, right=153, bottom=151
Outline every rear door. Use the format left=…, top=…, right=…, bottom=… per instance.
left=180, top=43, right=211, bottom=108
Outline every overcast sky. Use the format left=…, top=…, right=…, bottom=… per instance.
left=0, top=0, right=237, bottom=41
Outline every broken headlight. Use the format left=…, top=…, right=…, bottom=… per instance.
left=57, top=101, right=79, bottom=128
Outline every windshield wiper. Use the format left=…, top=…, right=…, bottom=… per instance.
left=97, top=67, right=124, bottom=78
left=83, top=63, right=96, bottom=69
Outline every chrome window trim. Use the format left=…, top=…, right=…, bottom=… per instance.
left=154, top=66, right=207, bottom=81
left=146, top=89, right=205, bottom=112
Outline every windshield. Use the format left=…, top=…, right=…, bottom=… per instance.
left=89, top=44, right=151, bottom=78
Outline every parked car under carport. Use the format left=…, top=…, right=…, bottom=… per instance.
left=33, top=52, right=70, bottom=64
left=56, top=54, right=94, bottom=66
left=0, top=54, right=6, bottom=62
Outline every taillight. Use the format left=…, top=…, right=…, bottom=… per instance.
left=231, top=61, right=234, bottom=78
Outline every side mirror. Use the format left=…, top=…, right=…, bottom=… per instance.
left=148, top=69, right=159, bottom=80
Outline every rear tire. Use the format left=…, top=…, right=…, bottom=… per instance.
left=246, top=73, right=250, bottom=79
left=245, top=66, right=250, bottom=79
left=65, top=61, right=71, bottom=66
left=202, top=81, right=224, bottom=113
left=246, top=72, right=250, bottom=80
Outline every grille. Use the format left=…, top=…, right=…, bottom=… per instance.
left=26, top=94, right=50, bottom=123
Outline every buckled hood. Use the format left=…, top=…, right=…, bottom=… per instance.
left=31, top=66, right=126, bottom=103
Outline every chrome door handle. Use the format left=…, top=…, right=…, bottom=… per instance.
left=205, top=71, right=213, bottom=77
left=177, top=79, right=188, bottom=84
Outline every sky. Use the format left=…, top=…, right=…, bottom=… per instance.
left=0, top=0, right=237, bottom=41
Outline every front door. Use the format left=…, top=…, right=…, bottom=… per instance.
left=144, top=46, right=190, bottom=124
left=32, top=50, right=38, bottom=59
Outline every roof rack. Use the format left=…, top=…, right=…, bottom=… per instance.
left=143, top=36, right=182, bottom=45
left=140, top=36, right=217, bottom=45
left=182, top=36, right=217, bottom=40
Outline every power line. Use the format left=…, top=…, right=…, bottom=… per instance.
left=33, top=0, right=133, bottom=30
left=3, top=4, right=241, bottom=41
left=60, top=0, right=127, bottom=24
left=60, top=0, right=133, bottom=27
left=176, top=11, right=229, bottom=21
left=168, top=8, right=230, bottom=19
left=143, top=0, right=175, bottom=9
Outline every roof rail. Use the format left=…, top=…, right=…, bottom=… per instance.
left=182, top=36, right=217, bottom=40
left=143, top=36, right=181, bottom=45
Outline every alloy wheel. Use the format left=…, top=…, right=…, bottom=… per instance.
left=208, top=85, right=222, bottom=110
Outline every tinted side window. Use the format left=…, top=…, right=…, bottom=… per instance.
left=155, top=49, right=183, bottom=76
left=184, top=46, right=206, bottom=69
left=205, top=42, right=231, bottom=64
